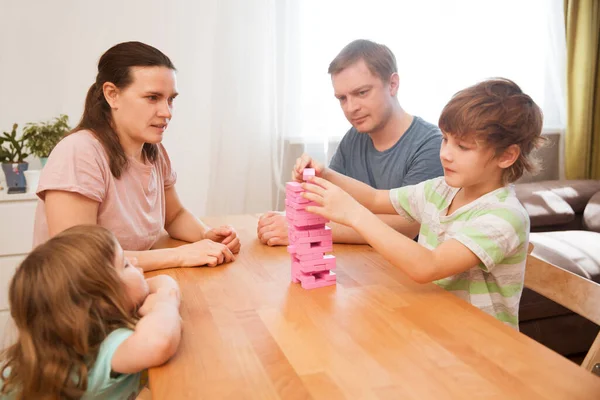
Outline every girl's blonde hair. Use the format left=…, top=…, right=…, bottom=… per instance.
left=1, top=225, right=137, bottom=399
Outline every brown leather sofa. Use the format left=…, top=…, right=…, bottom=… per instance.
left=515, top=180, right=600, bottom=358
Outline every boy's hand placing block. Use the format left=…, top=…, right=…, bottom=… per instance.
left=303, top=168, right=315, bottom=181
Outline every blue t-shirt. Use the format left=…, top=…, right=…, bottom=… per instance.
left=1, top=328, right=140, bottom=400
left=329, top=116, right=443, bottom=189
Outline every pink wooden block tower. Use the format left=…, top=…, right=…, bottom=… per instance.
left=285, top=168, right=336, bottom=289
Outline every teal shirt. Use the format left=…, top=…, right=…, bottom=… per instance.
left=2, top=328, right=140, bottom=400
left=84, top=328, right=140, bottom=399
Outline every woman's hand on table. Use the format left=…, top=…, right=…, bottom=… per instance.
left=177, top=239, right=235, bottom=267
left=204, top=225, right=241, bottom=254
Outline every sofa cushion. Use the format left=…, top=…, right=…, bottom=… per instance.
left=584, top=191, right=600, bottom=232
left=529, top=231, right=600, bottom=283
left=516, top=180, right=600, bottom=213
left=515, top=187, right=575, bottom=227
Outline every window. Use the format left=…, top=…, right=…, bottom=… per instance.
left=295, top=0, right=566, bottom=141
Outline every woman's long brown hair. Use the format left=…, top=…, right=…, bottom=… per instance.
left=0, top=225, right=137, bottom=399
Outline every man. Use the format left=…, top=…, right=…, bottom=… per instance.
left=257, top=39, right=443, bottom=245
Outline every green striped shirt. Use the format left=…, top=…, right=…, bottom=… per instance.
left=390, top=177, right=529, bottom=330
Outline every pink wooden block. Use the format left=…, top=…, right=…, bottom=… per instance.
left=292, top=243, right=333, bottom=255
left=290, top=216, right=329, bottom=227
left=289, top=242, right=332, bottom=255
left=315, top=270, right=336, bottom=282
left=300, top=262, right=336, bottom=274
left=297, top=272, right=316, bottom=284
left=285, top=199, right=320, bottom=211
left=285, top=192, right=300, bottom=199
left=285, top=199, right=303, bottom=210
left=293, top=260, right=332, bottom=274
left=286, top=192, right=310, bottom=204
left=285, top=212, right=304, bottom=222
left=295, top=210, right=319, bottom=220
left=297, top=263, right=327, bottom=273
left=287, top=216, right=312, bottom=227
left=292, top=242, right=311, bottom=251
left=304, top=240, right=332, bottom=249
left=303, top=168, right=315, bottom=181
left=293, top=252, right=326, bottom=261
left=294, top=234, right=333, bottom=244
left=286, top=207, right=314, bottom=219
left=290, top=218, right=319, bottom=228
left=309, top=227, right=332, bottom=237
left=301, top=278, right=336, bottom=290
left=290, top=232, right=325, bottom=244
left=290, top=223, right=326, bottom=232
left=289, top=228, right=310, bottom=239
left=289, top=226, right=310, bottom=237
left=288, top=211, right=311, bottom=220
left=286, top=181, right=304, bottom=192
left=302, top=216, right=329, bottom=225
left=297, top=255, right=336, bottom=270
left=311, top=239, right=333, bottom=248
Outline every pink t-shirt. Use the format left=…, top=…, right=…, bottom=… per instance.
left=33, top=130, right=177, bottom=251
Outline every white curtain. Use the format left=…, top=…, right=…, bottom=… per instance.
left=204, top=0, right=566, bottom=215
left=204, top=0, right=303, bottom=215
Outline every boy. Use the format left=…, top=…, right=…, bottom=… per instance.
left=295, top=78, right=544, bottom=329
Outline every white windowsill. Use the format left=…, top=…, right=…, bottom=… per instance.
left=0, top=186, right=37, bottom=203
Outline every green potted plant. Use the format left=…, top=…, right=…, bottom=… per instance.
left=0, top=123, right=29, bottom=194
left=22, top=114, right=70, bottom=167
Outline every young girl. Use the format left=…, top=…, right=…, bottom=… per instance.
left=0, top=225, right=181, bottom=399
left=295, top=78, right=544, bottom=330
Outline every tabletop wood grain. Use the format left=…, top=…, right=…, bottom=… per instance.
left=147, top=214, right=600, bottom=399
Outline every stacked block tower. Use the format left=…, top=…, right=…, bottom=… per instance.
left=286, top=168, right=336, bottom=289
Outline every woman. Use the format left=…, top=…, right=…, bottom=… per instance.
left=33, top=41, right=240, bottom=271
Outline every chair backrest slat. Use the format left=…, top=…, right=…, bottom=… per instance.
left=525, top=250, right=600, bottom=374
left=525, top=254, right=600, bottom=326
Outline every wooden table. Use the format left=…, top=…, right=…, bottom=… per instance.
left=147, top=214, right=600, bottom=399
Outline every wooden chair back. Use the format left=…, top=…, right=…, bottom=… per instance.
left=525, top=243, right=600, bottom=376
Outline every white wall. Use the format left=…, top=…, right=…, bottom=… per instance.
left=0, top=0, right=218, bottom=217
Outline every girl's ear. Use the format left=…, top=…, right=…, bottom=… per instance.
left=497, top=144, right=520, bottom=169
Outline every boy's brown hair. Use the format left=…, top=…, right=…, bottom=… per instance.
left=328, top=39, right=397, bottom=83
left=439, top=78, right=545, bottom=183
